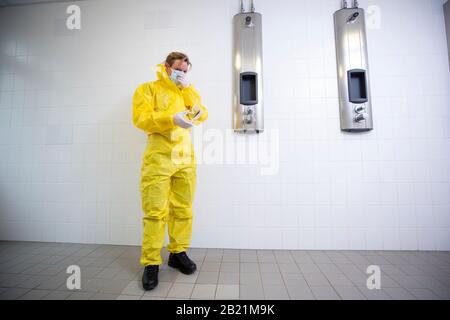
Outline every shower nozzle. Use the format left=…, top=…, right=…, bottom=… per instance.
left=245, top=15, right=253, bottom=27
left=347, top=12, right=360, bottom=23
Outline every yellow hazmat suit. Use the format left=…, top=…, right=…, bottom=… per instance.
left=132, top=63, right=208, bottom=266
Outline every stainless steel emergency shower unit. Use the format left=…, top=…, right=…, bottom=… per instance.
left=334, top=0, right=374, bottom=132
left=233, top=0, right=264, bottom=133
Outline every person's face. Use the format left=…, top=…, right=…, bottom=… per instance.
left=165, top=59, right=189, bottom=76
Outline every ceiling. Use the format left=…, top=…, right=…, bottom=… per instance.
left=0, top=0, right=84, bottom=7
left=0, top=0, right=448, bottom=8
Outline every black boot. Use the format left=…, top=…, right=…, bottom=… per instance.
left=142, top=265, right=159, bottom=291
left=168, top=252, right=197, bottom=275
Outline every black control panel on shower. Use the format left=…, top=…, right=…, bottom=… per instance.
left=240, top=72, right=258, bottom=106
left=347, top=69, right=368, bottom=104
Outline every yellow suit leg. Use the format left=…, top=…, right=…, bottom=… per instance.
left=140, top=163, right=172, bottom=266
left=167, top=165, right=196, bottom=254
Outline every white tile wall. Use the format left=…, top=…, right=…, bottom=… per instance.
left=0, top=0, right=449, bottom=250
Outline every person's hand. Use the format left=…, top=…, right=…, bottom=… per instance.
left=173, top=111, right=193, bottom=129
left=176, top=72, right=190, bottom=89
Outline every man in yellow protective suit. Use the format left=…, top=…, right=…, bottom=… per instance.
left=132, top=52, right=208, bottom=291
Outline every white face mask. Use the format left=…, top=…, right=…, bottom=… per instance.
left=170, top=69, right=184, bottom=83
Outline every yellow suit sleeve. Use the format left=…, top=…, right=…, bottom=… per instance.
left=181, top=85, right=209, bottom=123
left=132, top=83, right=174, bottom=134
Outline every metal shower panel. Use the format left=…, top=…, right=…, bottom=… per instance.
left=444, top=0, right=450, bottom=69
left=334, top=1, right=374, bottom=132
left=233, top=0, right=264, bottom=134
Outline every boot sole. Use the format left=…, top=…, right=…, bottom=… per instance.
left=142, top=281, right=158, bottom=291
left=168, top=260, right=197, bottom=275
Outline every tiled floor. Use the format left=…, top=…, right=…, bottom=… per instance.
left=0, top=241, right=449, bottom=300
